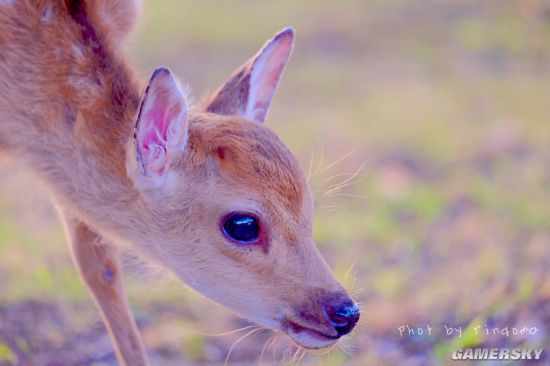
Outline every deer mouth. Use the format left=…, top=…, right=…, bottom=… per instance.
left=284, top=320, right=339, bottom=349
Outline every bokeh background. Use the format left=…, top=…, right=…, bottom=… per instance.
left=1, top=0, right=550, bottom=365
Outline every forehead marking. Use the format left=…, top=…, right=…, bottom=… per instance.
left=189, top=116, right=307, bottom=217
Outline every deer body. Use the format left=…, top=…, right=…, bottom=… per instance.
left=0, top=1, right=359, bottom=364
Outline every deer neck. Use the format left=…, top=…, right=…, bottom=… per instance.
left=0, top=2, right=171, bottom=258
left=51, top=63, right=152, bottom=245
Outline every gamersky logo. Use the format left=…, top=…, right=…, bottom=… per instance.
left=451, top=348, right=544, bottom=361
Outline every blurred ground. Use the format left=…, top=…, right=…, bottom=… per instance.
left=1, top=0, right=550, bottom=365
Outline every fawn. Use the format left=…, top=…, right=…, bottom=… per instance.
left=0, top=0, right=360, bottom=364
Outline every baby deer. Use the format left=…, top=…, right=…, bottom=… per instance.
left=0, top=1, right=359, bottom=364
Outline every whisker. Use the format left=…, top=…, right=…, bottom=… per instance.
left=343, top=260, right=357, bottom=281
left=320, top=205, right=350, bottom=216
left=189, top=324, right=257, bottom=337
left=322, top=181, right=358, bottom=198
left=324, top=193, right=369, bottom=200
left=258, top=333, right=277, bottom=366
left=224, top=327, right=263, bottom=366
left=350, top=286, right=366, bottom=298
left=322, top=172, right=366, bottom=183
left=316, top=149, right=356, bottom=176
left=326, top=179, right=357, bottom=192
left=323, top=180, right=361, bottom=198
left=338, top=335, right=356, bottom=357
left=312, top=148, right=325, bottom=178
left=306, top=148, right=315, bottom=181
left=290, top=346, right=302, bottom=365
left=350, top=271, right=358, bottom=292
left=271, top=333, right=284, bottom=360
left=320, top=204, right=344, bottom=210
left=325, top=160, right=366, bottom=189
left=355, top=301, right=367, bottom=315
left=296, top=348, right=308, bottom=365
left=282, top=342, right=294, bottom=363
left=322, top=161, right=367, bottom=198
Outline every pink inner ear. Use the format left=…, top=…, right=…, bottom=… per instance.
left=139, top=102, right=169, bottom=175
left=250, top=62, right=285, bottom=122
left=142, top=105, right=167, bottom=149
left=136, top=69, right=187, bottom=177
left=140, top=95, right=183, bottom=151
left=247, top=29, right=294, bottom=122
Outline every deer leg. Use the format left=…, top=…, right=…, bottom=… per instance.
left=62, top=215, right=149, bottom=366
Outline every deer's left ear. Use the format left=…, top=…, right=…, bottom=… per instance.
left=128, top=67, right=189, bottom=190
left=206, top=28, right=295, bottom=123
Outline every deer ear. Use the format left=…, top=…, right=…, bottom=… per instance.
left=206, top=28, right=295, bottom=123
left=129, top=67, right=188, bottom=188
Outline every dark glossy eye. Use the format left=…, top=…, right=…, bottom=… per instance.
left=223, top=213, right=259, bottom=243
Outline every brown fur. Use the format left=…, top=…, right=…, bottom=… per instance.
left=0, top=1, right=356, bottom=363
left=186, top=115, right=306, bottom=218
left=206, top=68, right=251, bottom=117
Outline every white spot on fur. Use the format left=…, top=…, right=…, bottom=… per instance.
left=98, top=8, right=115, bottom=36
left=0, top=0, right=14, bottom=6
left=41, top=5, right=53, bottom=23
left=71, top=44, right=85, bottom=62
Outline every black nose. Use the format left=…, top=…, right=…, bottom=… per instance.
left=324, top=301, right=360, bottom=337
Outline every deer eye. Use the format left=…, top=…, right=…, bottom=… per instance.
left=222, top=213, right=259, bottom=243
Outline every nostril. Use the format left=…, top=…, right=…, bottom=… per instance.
left=324, top=302, right=360, bottom=337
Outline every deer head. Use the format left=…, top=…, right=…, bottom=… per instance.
left=125, top=28, right=359, bottom=349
